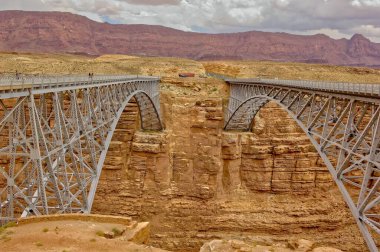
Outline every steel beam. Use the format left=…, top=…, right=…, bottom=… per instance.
left=225, top=80, right=380, bottom=251
left=0, top=75, right=162, bottom=224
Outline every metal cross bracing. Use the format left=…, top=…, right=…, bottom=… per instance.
left=0, top=75, right=162, bottom=225
left=225, top=78, right=380, bottom=251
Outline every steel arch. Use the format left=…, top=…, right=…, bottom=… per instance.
left=86, top=90, right=161, bottom=211
left=225, top=80, right=380, bottom=251
left=0, top=76, right=162, bottom=224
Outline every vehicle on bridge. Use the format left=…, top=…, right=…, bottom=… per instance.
left=179, top=72, right=195, bottom=78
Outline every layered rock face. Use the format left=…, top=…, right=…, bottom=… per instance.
left=222, top=102, right=332, bottom=193
left=1, top=11, right=380, bottom=67
left=200, top=239, right=343, bottom=252
left=93, top=78, right=367, bottom=251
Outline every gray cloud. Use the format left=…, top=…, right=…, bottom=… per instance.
left=1, top=0, right=380, bottom=42
left=0, top=0, right=49, bottom=11
left=122, top=0, right=181, bottom=5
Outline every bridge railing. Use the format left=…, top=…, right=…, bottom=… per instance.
left=226, top=78, right=380, bottom=97
left=0, top=75, right=159, bottom=89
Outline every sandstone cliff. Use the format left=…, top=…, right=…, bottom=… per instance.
left=1, top=11, right=380, bottom=67
left=93, top=77, right=368, bottom=251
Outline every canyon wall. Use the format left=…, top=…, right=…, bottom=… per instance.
left=222, top=102, right=333, bottom=193
left=93, top=78, right=367, bottom=251
left=0, top=77, right=366, bottom=250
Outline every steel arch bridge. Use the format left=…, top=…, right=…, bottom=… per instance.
left=0, top=75, right=162, bottom=224
left=225, top=78, right=380, bottom=251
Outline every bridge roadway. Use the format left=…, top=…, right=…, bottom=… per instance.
left=0, top=75, right=162, bottom=226
left=225, top=77, right=380, bottom=251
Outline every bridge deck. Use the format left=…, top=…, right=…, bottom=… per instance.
left=225, top=78, right=380, bottom=98
left=0, top=75, right=159, bottom=98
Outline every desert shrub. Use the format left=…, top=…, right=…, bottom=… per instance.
left=112, top=227, right=122, bottom=236
left=95, top=230, right=105, bottom=237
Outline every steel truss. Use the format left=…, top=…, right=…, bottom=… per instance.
left=225, top=79, right=380, bottom=251
left=0, top=76, right=162, bottom=224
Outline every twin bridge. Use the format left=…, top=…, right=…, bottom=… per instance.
left=0, top=75, right=379, bottom=251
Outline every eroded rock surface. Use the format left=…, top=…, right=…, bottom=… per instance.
left=93, top=77, right=367, bottom=251
left=200, top=239, right=342, bottom=252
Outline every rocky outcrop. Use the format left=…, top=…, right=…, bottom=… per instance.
left=1, top=11, right=380, bottom=67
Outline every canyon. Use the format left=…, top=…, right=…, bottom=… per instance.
left=93, top=77, right=367, bottom=251
left=1, top=11, right=380, bottom=67
left=1, top=53, right=379, bottom=251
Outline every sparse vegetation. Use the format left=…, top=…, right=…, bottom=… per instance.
left=112, top=227, right=122, bottom=236
left=42, top=228, right=49, bottom=232
left=95, top=230, right=105, bottom=237
left=0, top=53, right=204, bottom=78
left=203, top=60, right=380, bottom=84
left=0, top=235, right=11, bottom=242
left=90, top=238, right=96, bottom=242
left=35, top=242, right=43, bottom=247
left=0, top=222, right=16, bottom=235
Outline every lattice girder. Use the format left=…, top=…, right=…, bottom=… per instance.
left=0, top=77, right=162, bottom=224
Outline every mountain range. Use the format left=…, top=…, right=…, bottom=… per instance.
left=1, top=10, right=380, bottom=67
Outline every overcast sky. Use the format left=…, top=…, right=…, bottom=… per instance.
left=1, top=0, right=380, bottom=42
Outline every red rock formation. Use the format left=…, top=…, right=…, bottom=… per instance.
left=1, top=11, right=380, bottom=67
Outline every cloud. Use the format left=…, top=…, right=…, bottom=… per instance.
left=350, top=25, right=380, bottom=42
left=122, top=0, right=181, bottom=5
left=0, top=0, right=49, bottom=11
left=351, top=0, right=380, bottom=7
left=1, top=0, right=380, bottom=42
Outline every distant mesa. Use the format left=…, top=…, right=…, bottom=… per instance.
left=0, top=10, right=380, bottom=67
